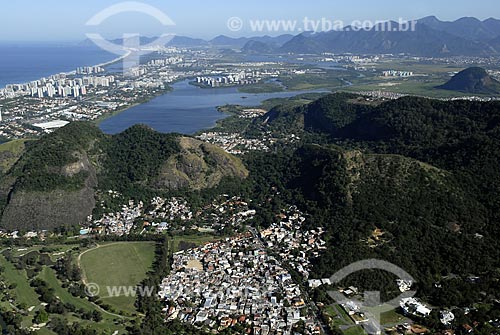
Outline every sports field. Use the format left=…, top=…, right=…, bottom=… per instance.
left=79, top=242, right=156, bottom=314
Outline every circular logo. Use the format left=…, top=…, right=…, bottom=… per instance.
left=227, top=17, right=244, bottom=32
left=327, top=259, right=417, bottom=334
left=85, top=283, right=101, bottom=297
left=85, top=2, right=176, bottom=72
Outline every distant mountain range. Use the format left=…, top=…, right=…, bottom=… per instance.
left=80, top=17, right=500, bottom=57
left=276, top=17, right=500, bottom=56
left=210, top=34, right=294, bottom=48
left=80, top=34, right=294, bottom=49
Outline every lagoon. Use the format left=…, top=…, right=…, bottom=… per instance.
left=99, top=80, right=325, bottom=135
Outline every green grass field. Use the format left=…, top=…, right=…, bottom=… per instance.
left=0, top=252, right=46, bottom=328
left=343, top=326, right=367, bottom=335
left=0, top=139, right=29, bottom=153
left=39, top=267, right=96, bottom=311
left=343, top=80, right=475, bottom=98
left=279, top=72, right=351, bottom=91
left=79, top=242, right=156, bottom=314
left=323, top=305, right=351, bottom=328
left=238, top=82, right=285, bottom=94
left=380, top=309, right=407, bottom=325
left=0, top=246, right=135, bottom=333
left=0, top=139, right=30, bottom=172
left=37, top=267, right=127, bottom=334
left=10, top=244, right=78, bottom=260
left=0, top=254, right=40, bottom=308
left=35, top=328, right=57, bottom=335
left=368, top=60, right=467, bottom=75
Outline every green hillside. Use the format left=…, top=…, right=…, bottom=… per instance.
left=241, top=92, right=500, bottom=308
left=437, top=67, right=500, bottom=94
left=0, top=122, right=248, bottom=231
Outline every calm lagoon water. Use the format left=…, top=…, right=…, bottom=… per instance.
left=0, top=43, right=328, bottom=135
left=99, top=80, right=326, bottom=135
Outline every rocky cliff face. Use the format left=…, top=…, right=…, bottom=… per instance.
left=0, top=123, right=248, bottom=231
left=153, top=137, right=248, bottom=190
left=1, top=152, right=97, bottom=231
left=1, top=187, right=96, bottom=232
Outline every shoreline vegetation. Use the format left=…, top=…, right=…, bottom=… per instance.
left=91, top=79, right=324, bottom=134
left=8, top=51, right=495, bottom=147
left=92, top=85, right=174, bottom=125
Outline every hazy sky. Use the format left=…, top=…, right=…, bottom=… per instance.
left=0, top=0, right=498, bottom=41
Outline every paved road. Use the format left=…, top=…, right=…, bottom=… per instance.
left=249, top=227, right=330, bottom=334
left=304, top=291, right=331, bottom=335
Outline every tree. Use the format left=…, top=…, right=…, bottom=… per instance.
left=33, top=309, right=49, bottom=324
left=92, top=310, right=103, bottom=322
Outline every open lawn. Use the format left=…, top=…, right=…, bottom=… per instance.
left=238, top=82, right=285, bottom=94
left=35, top=328, right=57, bottom=335
left=37, top=267, right=128, bottom=334
left=380, top=309, right=407, bottom=325
left=10, top=244, right=78, bottom=260
left=39, top=267, right=96, bottom=312
left=365, top=304, right=410, bottom=326
left=0, top=253, right=43, bottom=328
left=323, top=305, right=351, bottom=328
left=343, top=326, right=367, bottom=335
left=279, top=71, right=353, bottom=91
left=343, top=79, right=482, bottom=98
left=1, top=247, right=131, bottom=333
left=79, top=242, right=156, bottom=314
left=368, top=60, right=466, bottom=75
left=0, top=139, right=28, bottom=153
left=0, top=254, right=40, bottom=308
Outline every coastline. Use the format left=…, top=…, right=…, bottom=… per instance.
left=93, top=86, right=173, bottom=125
left=96, top=80, right=330, bottom=135
left=93, top=76, right=197, bottom=126
left=0, top=48, right=129, bottom=90
left=92, top=102, right=142, bottom=125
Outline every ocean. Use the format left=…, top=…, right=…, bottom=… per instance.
left=1, top=43, right=327, bottom=136
left=0, top=43, right=115, bottom=88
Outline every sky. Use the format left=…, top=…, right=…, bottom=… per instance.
left=0, top=0, right=499, bottom=42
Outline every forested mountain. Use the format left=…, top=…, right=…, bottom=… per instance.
left=1, top=92, right=499, bottom=311
left=241, top=93, right=500, bottom=306
left=0, top=123, right=247, bottom=231
left=210, top=34, right=294, bottom=48
left=437, top=67, right=500, bottom=94
left=418, top=16, right=500, bottom=41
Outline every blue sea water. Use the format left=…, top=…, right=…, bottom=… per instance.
left=0, top=43, right=328, bottom=135
left=0, top=43, right=115, bottom=88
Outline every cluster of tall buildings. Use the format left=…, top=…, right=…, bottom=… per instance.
left=382, top=70, right=414, bottom=77
left=4, top=75, right=116, bottom=99
left=32, top=84, right=87, bottom=98
left=76, top=66, right=105, bottom=75
left=147, top=57, right=183, bottom=67
left=195, top=71, right=260, bottom=87
left=0, top=65, right=115, bottom=99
